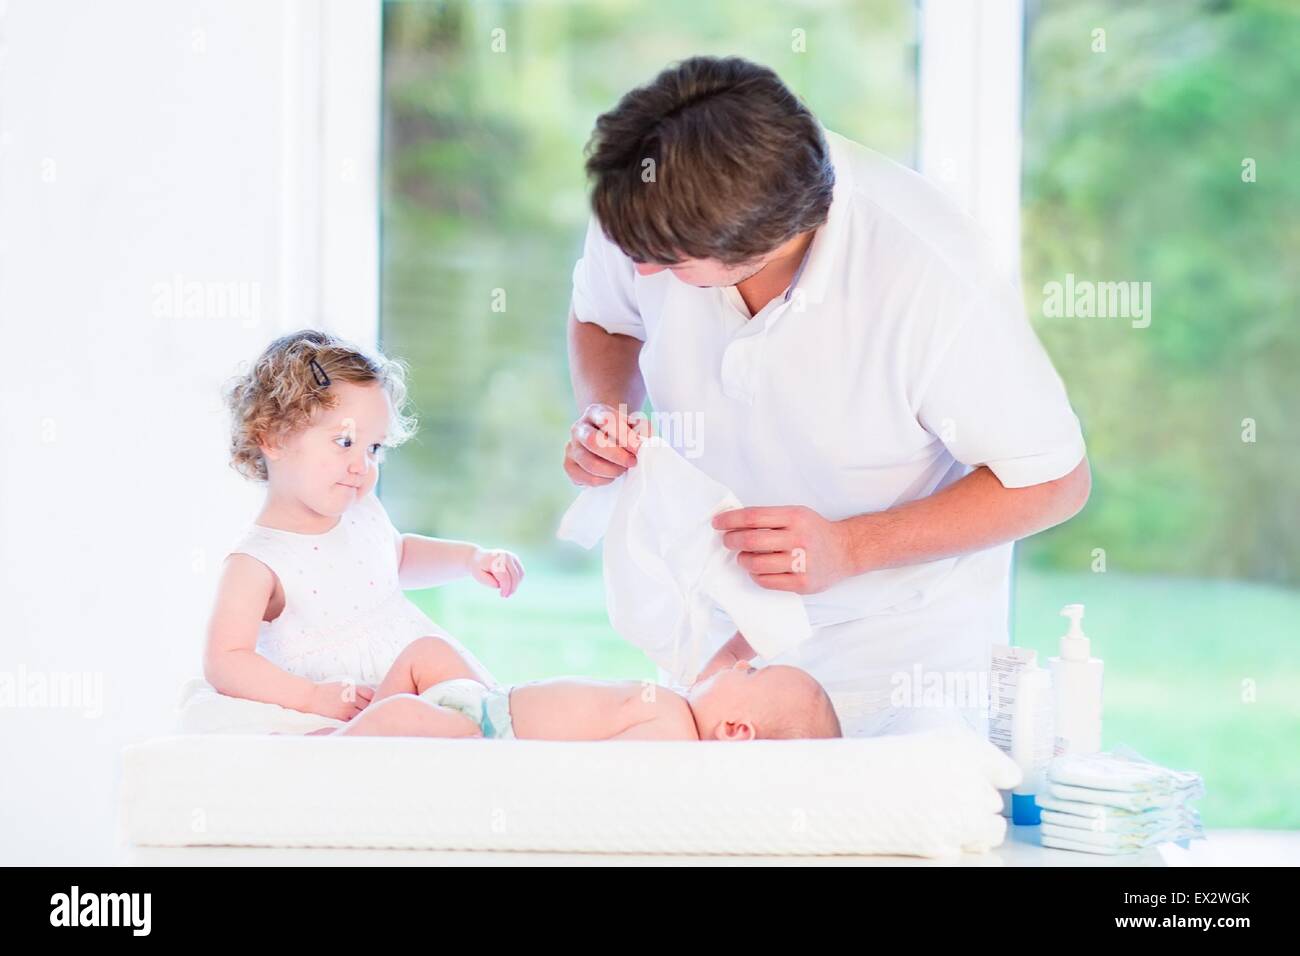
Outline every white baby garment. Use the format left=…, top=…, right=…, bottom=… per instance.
left=227, top=490, right=447, bottom=685
left=557, top=436, right=812, bottom=686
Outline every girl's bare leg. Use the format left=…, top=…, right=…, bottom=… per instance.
left=326, top=694, right=483, bottom=738
left=371, top=636, right=499, bottom=703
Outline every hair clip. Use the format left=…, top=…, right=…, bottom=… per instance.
left=308, top=358, right=331, bottom=387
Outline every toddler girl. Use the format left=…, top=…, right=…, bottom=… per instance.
left=203, top=329, right=523, bottom=722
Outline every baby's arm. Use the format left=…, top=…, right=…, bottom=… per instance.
left=398, top=533, right=524, bottom=597
left=203, top=554, right=367, bottom=719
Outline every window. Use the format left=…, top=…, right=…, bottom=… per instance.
left=379, top=0, right=918, bottom=682
left=1016, top=0, right=1299, bottom=828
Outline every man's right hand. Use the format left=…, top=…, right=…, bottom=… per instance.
left=563, top=403, right=649, bottom=487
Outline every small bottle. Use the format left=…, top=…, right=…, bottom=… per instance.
left=1048, top=604, right=1104, bottom=755
left=1010, top=664, right=1054, bottom=826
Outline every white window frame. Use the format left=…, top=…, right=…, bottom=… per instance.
left=919, top=0, right=1028, bottom=642
left=280, top=0, right=382, bottom=350
left=918, top=0, right=1025, bottom=280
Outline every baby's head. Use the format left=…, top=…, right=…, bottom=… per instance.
left=224, top=329, right=417, bottom=513
left=686, top=660, right=842, bottom=741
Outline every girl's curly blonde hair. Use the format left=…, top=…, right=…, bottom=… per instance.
left=223, top=329, right=418, bottom=482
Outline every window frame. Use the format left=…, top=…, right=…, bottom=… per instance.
left=285, top=0, right=382, bottom=350
left=918, top=0, right=1025, bottom=279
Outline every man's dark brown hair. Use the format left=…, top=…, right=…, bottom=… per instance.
left=584, top=55, right=835, bottom=267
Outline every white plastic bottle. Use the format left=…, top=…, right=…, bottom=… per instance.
left=1048, top=604, right=1104, bottom=755
left=1010, top=664, right=1054, bottom=826
left=989, top=644, right=1040, bottom=818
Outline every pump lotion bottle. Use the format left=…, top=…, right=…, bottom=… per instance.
left=1048, top=604, right=1104, bottom=754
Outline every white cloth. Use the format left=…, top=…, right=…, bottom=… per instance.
left=177, top=678, right=343, bottom=735
left=569, top=126, right=1086, bottom=730
left=226, top=489, right=447, bottom=686
left=557, top=436, right=811, bottom=686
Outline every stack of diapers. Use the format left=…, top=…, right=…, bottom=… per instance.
left=1037, top=747, right=1206, bottom=855
left=120, top=723, right=1023, bottom=857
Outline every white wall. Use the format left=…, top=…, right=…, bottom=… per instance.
left=0, top=0, right=378, bottom=864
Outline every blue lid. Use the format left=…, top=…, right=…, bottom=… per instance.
left=1011, top=792, right=1042, bottom=826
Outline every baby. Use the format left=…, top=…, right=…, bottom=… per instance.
left=310, top=634, right=843, bottom=741
left=204, top=329, right=524, bottom=721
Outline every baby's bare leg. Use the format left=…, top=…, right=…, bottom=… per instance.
left=372, top=636, right=498, bottom=702
left=327, top=694, right=483, bottom=738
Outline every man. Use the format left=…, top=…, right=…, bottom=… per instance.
left=563, top=56, right=1090, bottom=737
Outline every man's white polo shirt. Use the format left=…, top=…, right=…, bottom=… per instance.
left=570, top=128, right=1086, bottom=736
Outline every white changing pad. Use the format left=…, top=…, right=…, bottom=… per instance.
left=119, top=726, right=1021, bottom=857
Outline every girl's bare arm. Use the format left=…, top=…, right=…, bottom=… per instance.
left=202, top=554, right=330, bottom=714
left=395, top=534, right=478, bottom=590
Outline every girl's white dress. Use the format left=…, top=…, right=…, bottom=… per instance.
left=227, top=490, right=451, bottom=685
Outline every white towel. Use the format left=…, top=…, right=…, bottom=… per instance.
left=557, top=436, right=812, bottom=686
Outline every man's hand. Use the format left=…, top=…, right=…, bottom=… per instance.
left=563, top=403, right=649, bottom=487
left=711, top=459, right=1094, bottom=593
left=713, top=506, right=853, bottom=594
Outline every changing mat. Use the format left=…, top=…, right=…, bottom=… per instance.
left=119, top=724, right=1021, bottom=857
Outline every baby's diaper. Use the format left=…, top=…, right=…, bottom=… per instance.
left=418, top=679, right=515, bottom=739
left=1044, top=781, right=1198, bottom=812
left=1047, top=750, right=1203, bottom=795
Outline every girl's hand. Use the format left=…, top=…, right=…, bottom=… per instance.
left=306, top=681, right=373, bottom=720
left=468, top=547, right=525, bottom=598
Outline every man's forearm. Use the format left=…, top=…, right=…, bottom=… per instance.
left=567, top=308, right=647, bottom=412
left=841, top=457, right=1092, bottom=574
